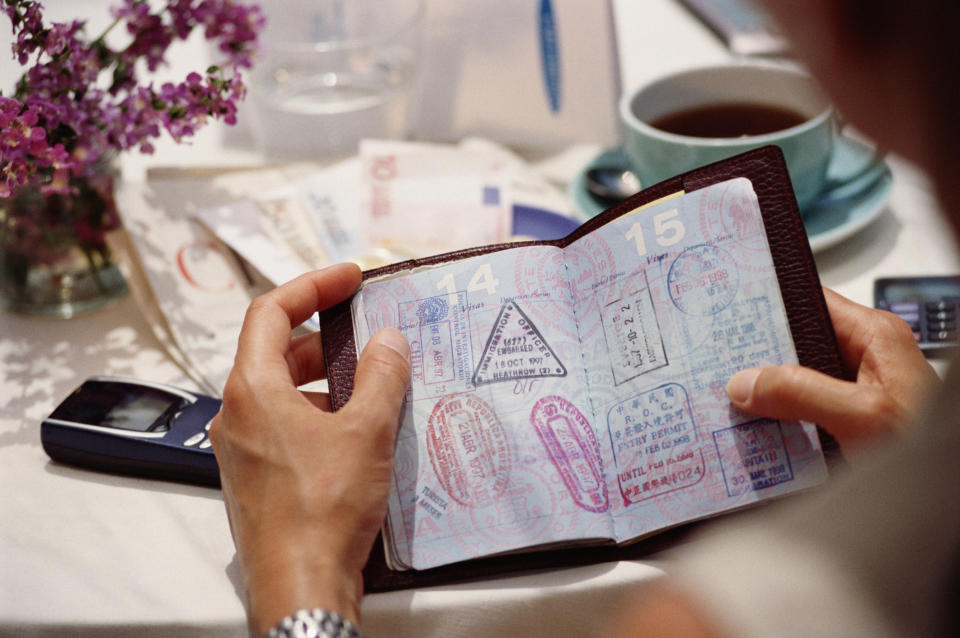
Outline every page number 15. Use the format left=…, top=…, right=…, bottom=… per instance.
left=625, top=209, right=685, bottom=256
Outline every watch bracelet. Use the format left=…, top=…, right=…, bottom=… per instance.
left=265, top=608, right=367, bottom=638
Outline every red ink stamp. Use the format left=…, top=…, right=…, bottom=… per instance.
left=426, top=393, right=511, bottom=507
left=530, top=395, right=609, bottom=513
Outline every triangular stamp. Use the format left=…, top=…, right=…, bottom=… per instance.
left=473, top=301, right=567, bottom=386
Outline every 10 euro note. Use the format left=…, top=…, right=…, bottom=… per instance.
left=359, top=140, right=513, bottom=258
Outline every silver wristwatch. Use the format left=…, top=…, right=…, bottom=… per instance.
left=265, top=609, right=366, bottom=638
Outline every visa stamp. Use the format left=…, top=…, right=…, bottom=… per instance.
left=513, top=239, right=615, bottom=340
left=398, top=291, right=474, bottom=399
left=465, top=464, right=556, bottom=545
left=426, top=393, right=512, bottom=507
left=417, top=295, right=449, bottom=324
left=473, top=300, right=567, bottom=386
left=598, top=269, right=668, bottom=385
left=684, top=296, right=785, bottom=396
left=697, top=177, right=769, bottom=265
left=713, top=418, right=794, bottom=497
left=606, top=382, right=705, bottom=506
left=530, top=395, right=610, bottom=513
left=667, top=244, right=739, bottom=316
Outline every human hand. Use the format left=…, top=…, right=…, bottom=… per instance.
left=209, top=263, right=411, bottom=636
left=726, top=288, right=939, bottom=452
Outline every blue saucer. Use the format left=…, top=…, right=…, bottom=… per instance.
left=570, top=135, right=892, bottom=253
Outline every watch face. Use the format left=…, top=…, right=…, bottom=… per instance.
left=50, top=380, right=184, bottom=432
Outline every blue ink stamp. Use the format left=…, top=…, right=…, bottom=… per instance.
left=606, top=382, right=705, bottom=505
left=667, top=244, right=739, bottom=316
left=399, top=292, right=473, bottom=398
left=712, top=418, right=794, bottom=497
left=417, top=296, right=449, bottom=324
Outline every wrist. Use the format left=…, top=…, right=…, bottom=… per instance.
left=244, top=548, right=364, bottom=637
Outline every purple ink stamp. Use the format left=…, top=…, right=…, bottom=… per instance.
left=529, top=395, right=609, bottom=513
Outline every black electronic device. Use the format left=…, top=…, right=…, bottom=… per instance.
left=679, top=0, right=788, bottom=56
left=41, top=377, right=222, bottom=486
left=874, top=276, right=960, bottom=357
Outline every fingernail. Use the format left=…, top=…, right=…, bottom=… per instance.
left=373, top=328, right=410, bottom=362
left=727, top=368, right=761, bottom=404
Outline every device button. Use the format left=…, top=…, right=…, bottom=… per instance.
left=199, top=438, right=213, bottom=449
left=184, top=432, right=205, bottom=447
left=204, top=418, right=213, bottom=431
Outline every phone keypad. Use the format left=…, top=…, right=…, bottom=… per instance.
left=889, top=299, right=960, bottom=345
left=183, top=432, right=205, bottom=447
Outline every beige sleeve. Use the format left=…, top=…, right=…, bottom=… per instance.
left=667, top=361, right=960, bottom=638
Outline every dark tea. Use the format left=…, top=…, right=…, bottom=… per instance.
left=647, top=102, right=808, bottom=138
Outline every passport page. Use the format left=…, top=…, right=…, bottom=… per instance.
left=350, top=177, right=828, bottom=570
left=566, top=177, right=828, bottom=541
left=353, top=245, right=613, bottom=570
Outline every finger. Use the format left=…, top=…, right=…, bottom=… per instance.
left=822, top=287, right=923, bottom=370
left=727, top=365, right=906, bottom=444
left=342, top=328, right=411, bottom=447
left=236, top=264, right=361, bottom=372
left=285, top=331, right=328, bottom=386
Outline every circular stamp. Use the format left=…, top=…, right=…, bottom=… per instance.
left=667, top=244, right=739, bottom=316
left=529, top=395, right=609, bottom=513
left=360, top=276, right=422, bottom=332
left=698, top=180, right=770, bottom=273
left=513, top=247, right=578, bottom=338
left=417, top=295, right=449, bottom=324
left=425, top=393, right=512, bottom=507
left=513, top=239, right=616, bottom=340
left=468, top=465, right=555, bottom=544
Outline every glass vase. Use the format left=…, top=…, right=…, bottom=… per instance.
left=0, top=158, right=129, bottom=317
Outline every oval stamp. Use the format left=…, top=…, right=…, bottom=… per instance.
left=667, top=244, right=739, bottom=316
left=426, top=393, right=512, bottom=507
left=530, top=395, right=609, bottom=513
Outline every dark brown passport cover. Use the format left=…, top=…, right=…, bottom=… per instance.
left=320, top=145, right=846, bottom=592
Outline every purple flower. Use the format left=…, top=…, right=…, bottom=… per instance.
left=0, top=0, right=265, bottom=198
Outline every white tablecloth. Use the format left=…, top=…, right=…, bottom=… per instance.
left=2, top=1, right=958, bottom=636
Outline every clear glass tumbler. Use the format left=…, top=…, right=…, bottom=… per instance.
left=248, top=0, right=423, bottom=161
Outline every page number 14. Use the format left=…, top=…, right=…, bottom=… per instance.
left=625, top=209, right=685, bottom=256
left=437, top=263, right=500, bottom=303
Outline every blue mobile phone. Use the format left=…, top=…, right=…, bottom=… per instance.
left=874, top=275, right=960, bottom=357
left=41, top=377, right=222, bottom=486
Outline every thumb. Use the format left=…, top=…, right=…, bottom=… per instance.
left=726, top=365, right=906, bottom=446
left=343, top=328, right=411, bottom=445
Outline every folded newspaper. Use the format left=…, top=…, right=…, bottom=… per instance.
left=114, top=139, right=579, bottom=395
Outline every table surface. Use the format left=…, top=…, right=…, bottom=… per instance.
left=3, top=1, right=958, bottom=636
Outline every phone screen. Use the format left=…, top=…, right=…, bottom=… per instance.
left=50, top=380, right=183, bottom=432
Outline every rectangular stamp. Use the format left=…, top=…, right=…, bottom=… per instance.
left=398, top=291, right=474, bottom=399
left=712, top=418, right=794, bottom=497
left=606, top=382, right=705, bottom=506
left=684, top=296, right=785, bottom=395
left=599, top=269, right=668, bottom=385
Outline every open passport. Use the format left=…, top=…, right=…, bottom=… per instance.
left=320, top=146, right=845, bottom=591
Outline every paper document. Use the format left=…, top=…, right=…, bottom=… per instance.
left=351, top=177, right=828, bottom=570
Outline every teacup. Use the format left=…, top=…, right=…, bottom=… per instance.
left=619, top=61, right=834, bottom=209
